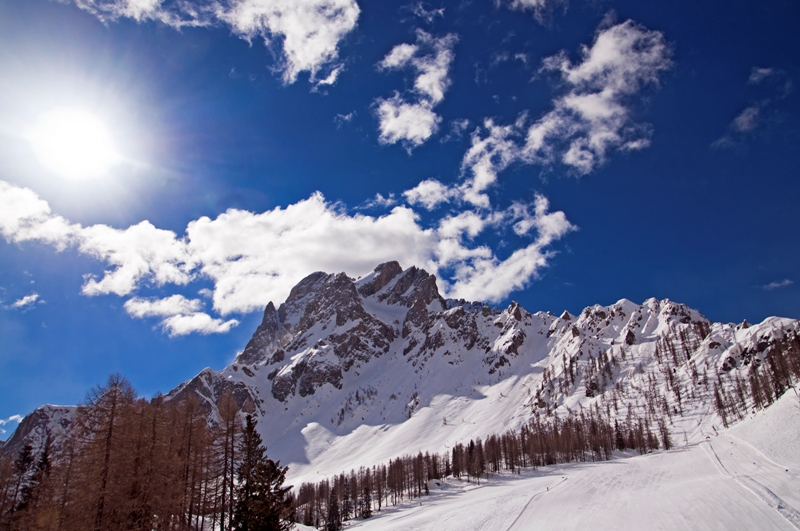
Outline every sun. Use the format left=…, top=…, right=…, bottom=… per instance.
left=27, top=108, right=121, bottom=181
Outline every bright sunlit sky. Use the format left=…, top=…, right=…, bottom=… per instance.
left=1, top=0, right=799, bottom=433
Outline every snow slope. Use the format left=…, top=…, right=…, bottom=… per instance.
left=347, top=392, right=800, bottom=531
left=729, top=389, right=800, bottom=468
left=5, top=262, right=799, bottom=505
left=160, top=263, right=799, bottom=488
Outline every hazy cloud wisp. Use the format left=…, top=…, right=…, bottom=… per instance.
left=763, top=279, right=793, bottom=291
left=68, top=0, right=360, bottom=86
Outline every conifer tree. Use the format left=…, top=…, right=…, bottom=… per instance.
left=232, top=415, right=293, bottom=531
left=614, top=420, right=625, bottom=451
left=325, top=490, right=340, bottom=531
left=10, top=444, right=33, bottom=514
left=361, top=487, right=372, bottom=519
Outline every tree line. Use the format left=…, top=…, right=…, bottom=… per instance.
left=293, top=327, right=800, bottom=530
left=294, top=404, right=668, bottom=531
left=2, top=328, right=797, bottom=530
left=711, top=328, right=800, bottom=427
left=0, top=374, right=293, bottom=531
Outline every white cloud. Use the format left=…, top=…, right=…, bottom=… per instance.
left=0, top=414, right=23, bottom=425
left=220, top=0, right=360, bottom=85
left=360, top=193, right=397, bottom=209
left=0, top=180, right=574, bottom=329
left=437, top=211, right=487, bottom=240
left=67, top=0, right=360, bottom=86
left=713, top=67, right=790, bottom=148
left=405, top=33, right=458, bottom=104
left=0, top=181, right=76, bottom=249
left=379, top=43, right=420, bottom=70
left=407, top=3, right=444, bottom=24
left=525, top=19, right=672, bottom=174
left=502, top=0, right=567, bottom=24
left=314, top=65, right=345, bottom=87
left=403, top=178, right=459, bottom=210
left=439, top=19, right=671, bottom=207
left=124, top=294, right=203, bottom=318
left=443, top=194, right=575, bottom=301
left=763, top=279, right=793, bottom=291
left=375, top=30, right=458, bottom=148
left=160, top=312, right=240, bottom=336
left=10, top=293, right=39, bottom=310
left=459, top=116, right=526, bottom=207
left=713, top=104, right=762, bottom=148
left=78, top=221, right=194, bottom=297
left=124, top=295, right=239, bottom=336
left=375, top=96, right=441, bottom=148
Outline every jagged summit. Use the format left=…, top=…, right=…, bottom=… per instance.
left=5, top=262, right=799, bottom=489
left=238, top=262, right=446, bottom=370
left=148, top=262, right=799, bottom=485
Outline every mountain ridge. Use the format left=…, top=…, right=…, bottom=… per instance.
left=4, top=262, right=799, bottom=489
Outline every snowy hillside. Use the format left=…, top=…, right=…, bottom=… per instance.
left=156, top=262, right=800, bottom=487
left=3, top=261, right=799, bottom=529
left=343, top=390, right=800, bottom=530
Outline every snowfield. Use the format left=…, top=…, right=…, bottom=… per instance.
left=345, top=392, right=800, bottom=531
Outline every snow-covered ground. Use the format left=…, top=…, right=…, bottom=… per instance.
left=344, top=392, right=800, bottom=531
left=729, top=388, right=800, bottom=468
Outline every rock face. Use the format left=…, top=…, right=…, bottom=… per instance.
left=0, top=405, right=76, bottom=459
left=165, top=263, right=794, bottom=417
left=171, top=262, right=447, bottom=406
left=5, top=262, right=799, bottom=487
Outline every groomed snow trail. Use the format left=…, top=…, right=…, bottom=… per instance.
left=703, top=435, right=800, bottom=529
left=349, top=444, right=795, bottom=530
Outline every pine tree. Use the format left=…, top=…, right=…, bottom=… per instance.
left=232, top=415, right=293, bottom=531
left=11, top=444, right=34, bottom=513
left=361, top=487, right=372, bottom=519
left=325, top=490, right=341, bottom=531
left=614, top=420, right=625, bottom=451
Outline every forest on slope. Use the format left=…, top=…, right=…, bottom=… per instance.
left=1, top=321, right=798, bottom=530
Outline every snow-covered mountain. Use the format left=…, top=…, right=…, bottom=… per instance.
left=4, top=262, right=798, bottom=488
left=0, top=405, right=75, bottom=460
left=161, top=262, right=799, bottom=485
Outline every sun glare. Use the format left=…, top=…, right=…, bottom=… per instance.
left=27, top=108, right=121, bottom=181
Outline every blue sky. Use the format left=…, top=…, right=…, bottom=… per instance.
left=1, top=0, right=799, bottom=433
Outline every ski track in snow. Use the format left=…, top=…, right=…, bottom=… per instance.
left=346, top=393, right=800, bottom=531
left=349, top=447, right=796, bottom=530
left=703, top=436, right=800, bottom=529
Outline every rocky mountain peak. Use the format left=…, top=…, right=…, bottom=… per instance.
left=5, top=261, right=800, bottom=493
left=238, top=301, right=281, bottom=365
left=118, top=265, right=800, bottom=478
left=375, top=265, right=444, bottom=309
left=357, top=261, right=403, bottom=297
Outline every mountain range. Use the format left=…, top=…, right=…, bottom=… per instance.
left=4, top=261, right=798, bottom=487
